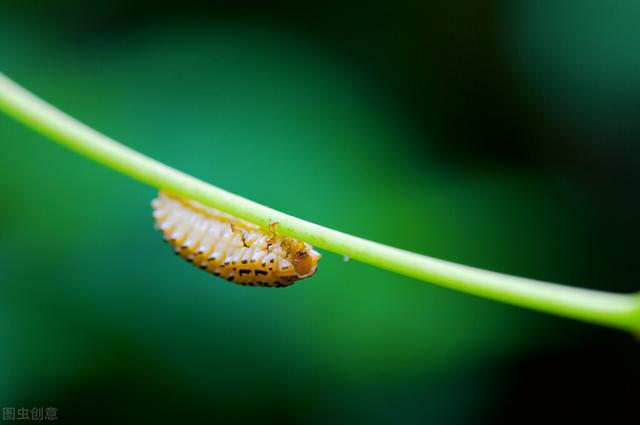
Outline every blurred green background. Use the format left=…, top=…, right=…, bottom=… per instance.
left=1, top=1, right=639, bottom=424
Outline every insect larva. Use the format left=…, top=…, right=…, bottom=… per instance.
left=151, top=192, right=321, bottom=287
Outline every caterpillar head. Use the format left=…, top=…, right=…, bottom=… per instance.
left=292, top=244, right=321, bottom=277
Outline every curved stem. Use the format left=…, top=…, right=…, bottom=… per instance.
left=1, top=72, right=638, bottom=332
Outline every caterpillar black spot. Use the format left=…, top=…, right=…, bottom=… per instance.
left=152, top=192, right=321, bottom=287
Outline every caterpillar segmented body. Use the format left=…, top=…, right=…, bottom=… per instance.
left=152, top=192, right=321, bottom=287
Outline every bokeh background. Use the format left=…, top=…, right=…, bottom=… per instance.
left=1, top=1, right=639, bottom=424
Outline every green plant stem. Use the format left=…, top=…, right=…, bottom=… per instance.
left=1, top=72, right=638, bottom=332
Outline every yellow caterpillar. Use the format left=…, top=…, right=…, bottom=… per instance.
left=152, top=192, right=321, bottom=287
